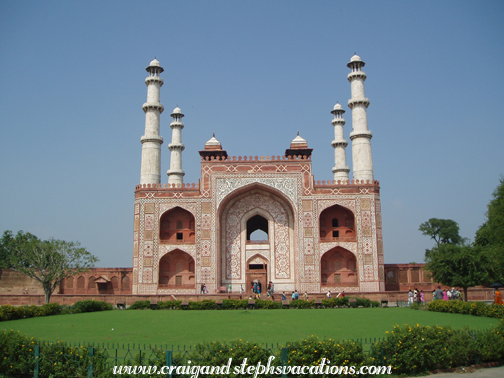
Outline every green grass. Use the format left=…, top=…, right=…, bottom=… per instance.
left=2, top=308, right=496, bottom=347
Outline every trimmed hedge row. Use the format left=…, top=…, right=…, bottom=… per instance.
left=421, top=299, right=504, bottom=319
left=0, top=300, right=112, bottom=321
left=128, top=297, right=380, bottom=310
left=2, top=320, right=504, bottom=377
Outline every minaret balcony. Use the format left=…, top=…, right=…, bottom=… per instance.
left=349, top=130, right=372, bottom=140
left=331, top=140, right=348, bottom=148
left=347, top=98, right=370, bottom=109
left=145, top=76, right=164, bottom=85
left=142, top=103, right=164, bottom=113
left=347, top=71, right=367, bottom=81
left=168, top=143, right=185, bottom=151
left=140, top=135, right=163, bottom=144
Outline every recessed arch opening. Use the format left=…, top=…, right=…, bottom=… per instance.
left=319, top=205, right=356, bottom=242
left=159, top=207, right=195, bottom=243
left=158, top=249, right=195, bottom=289
left=320, top=247, right=358, bottom=287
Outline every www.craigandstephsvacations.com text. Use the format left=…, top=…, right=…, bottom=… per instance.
left=112, top=356, right=392, bottom=376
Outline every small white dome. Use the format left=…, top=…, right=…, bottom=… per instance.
left=350, top=54, right=362, bottom=62
left=172, top=106, right=182, bottom=114
left=333, top=103, right=343, bottom=110
left=291, top=133, right=307, bottom=145
left=149, top=58, right=160, bottom=67
left=205, top=133, right=222, bottom=149
left=205, top=135, right=221, bottom=146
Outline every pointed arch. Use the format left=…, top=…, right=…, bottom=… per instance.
left=159, top=206, right=196, bottom=243
left=158, top=249, right=195, bottom=289
left=319, top=204, right=355, bottom=242
left=320, top=246, right=358, bottom=287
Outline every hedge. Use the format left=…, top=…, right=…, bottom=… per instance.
left=415, top=299, right=504, bottom=319
left=0, top=300, right=113, bottom=322
left=127, top=297, right=378, bottom=311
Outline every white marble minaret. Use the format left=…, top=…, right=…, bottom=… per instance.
left=347, top=54, right=374, bottom=182
left=331, top=103, right=350, bottom=182
left=167, top=107, right=185, bottom=186
left=140, top=59, right=164, bottom=185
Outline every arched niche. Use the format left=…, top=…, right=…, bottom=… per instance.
left=319, top=204, right=355, bottom=242
left=159, top=207, right=196, bottom=243
left=320, top=247, right=358, bottom=287
left=158, top=249, right=195, bottom=289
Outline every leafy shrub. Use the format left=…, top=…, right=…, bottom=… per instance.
left=427, top=299, right=504, bottom=319
left=71, top=300, right=113, bottom=313
left=41, top=302, right=62, bottom=316
left=0, top=303, right=62, bottom=321
left=222, top=299, right=248, bottom=310
left=370, top=324, right=476, bottom=374
left=183, top=339, right=275, bottom=377
left=286, top=336, right=370, bottom=377
left=128, top=300, right=151, bottom=310
left=189, top=299, right=217, bottom=310
left=354, top=298, right=380, bottom=308
left=255, top=299, right=282, bottom=309
left=288, top=299, right=314, bottom=309
left=157, top=300, right=182, bottom=310
left=321, top=297, right=349, bottom=308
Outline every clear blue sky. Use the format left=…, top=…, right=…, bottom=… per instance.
left=1, top=1, right=503, bottom=267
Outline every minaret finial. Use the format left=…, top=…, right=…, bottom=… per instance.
left=213, top=132, right=215, bottom=137
left=297, top=131, right=300, bottom=136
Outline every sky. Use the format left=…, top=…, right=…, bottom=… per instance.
left=0, top=1, right=503, bottom=268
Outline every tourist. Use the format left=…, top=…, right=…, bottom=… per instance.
left=200, top=283, right=205, bottom=294
left=420, top=290, right=425, bottom=303
left=416, top=288, right=421, bottom=304
left=447, top=289, right=452, bottom=300
left=282, top=292, right=286, bottom=301
left=304, top=292, right=309, bottom=300
left=495, top=289, right=504, bottom=305
left=292, top=290, right=299, bottom=300
left=270, top=281, right=275, bottom=295
left=253, top=282, right=258, bottom=294
left=451, top=287, right=456, bottom=300
left=203, top=283, right=207, bottom=294
left=442, top=289, right=448, bottom=301
left=408, top=289, right=413, bottom=306
left=228, top=283, right=232, bottom=293
left=433, top=286, right=444, bottom=300
left=326, top=291, right=331, bottom=299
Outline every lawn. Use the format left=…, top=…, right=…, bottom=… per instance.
left=2, top=307, right=496, bottom=348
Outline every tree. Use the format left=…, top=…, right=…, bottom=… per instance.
left=0, top=230, right=39, bottom=269
left=419, top=218, right=462, bottom=247
left=425, top=243, right=495, bottom=301
left=7, top=231, right=98, bottom=303
left=475, top=178, right=504, bottom=279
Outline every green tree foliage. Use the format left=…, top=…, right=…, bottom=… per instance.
left=419, top=218, right=462, bottom=247
left=475, top=178, right=504, bottom=279
left=424, top=244, right=495, bottom=301
left=5, top=230, right=98, bottom=303
left=0, top=230, right=39, bottom=269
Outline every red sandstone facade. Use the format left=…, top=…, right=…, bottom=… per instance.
left=132, top=136, right=385, bottom=296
